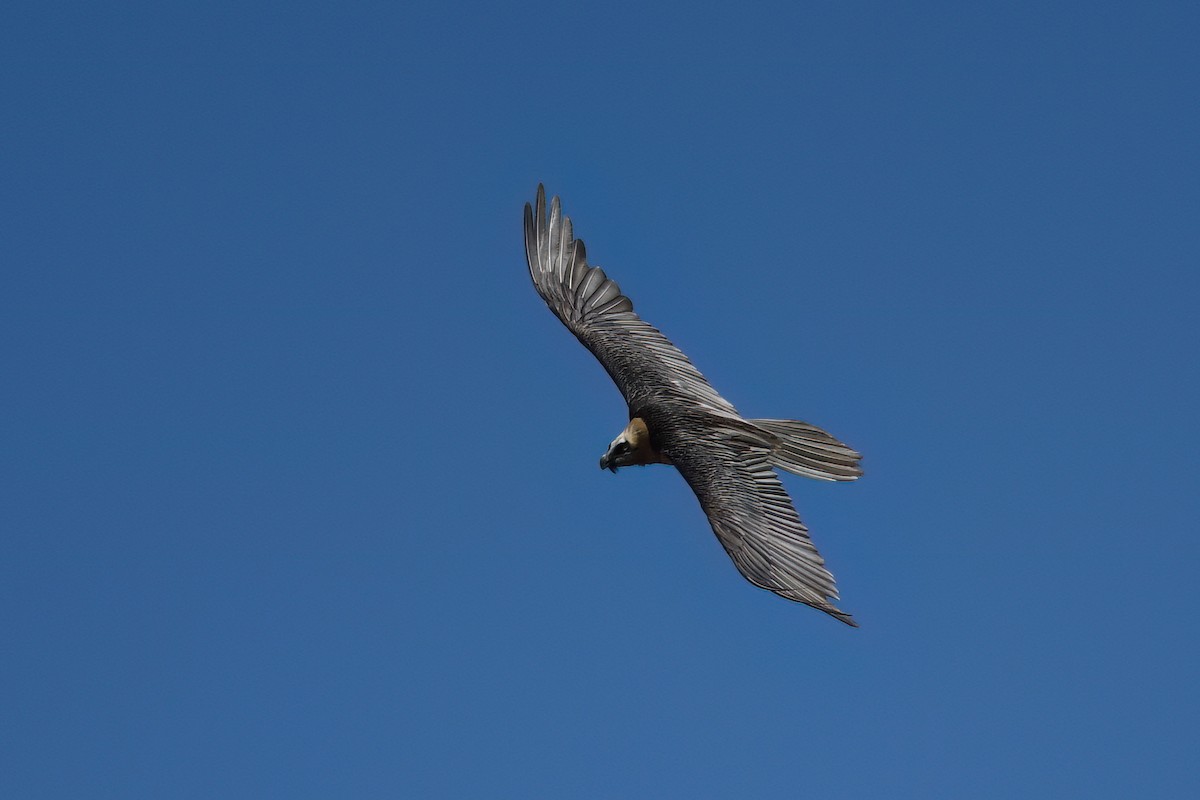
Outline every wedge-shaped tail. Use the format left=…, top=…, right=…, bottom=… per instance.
left=749, top=419, right=863, bottom=482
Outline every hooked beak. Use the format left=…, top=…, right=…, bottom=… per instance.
left=599, top=453, right=616, bottom=473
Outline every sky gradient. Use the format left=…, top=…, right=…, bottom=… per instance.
left=3, top=2, right=1198, bottom=797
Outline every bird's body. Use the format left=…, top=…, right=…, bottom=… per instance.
left=524, top=185, right=862, bottom=626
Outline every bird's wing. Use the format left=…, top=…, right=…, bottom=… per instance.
left=667, top=425, right=856, bottom=626
left=524, top=185, right=739, bottom=418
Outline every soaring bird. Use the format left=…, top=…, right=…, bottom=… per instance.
left=523, top=185, right=863, bottom=626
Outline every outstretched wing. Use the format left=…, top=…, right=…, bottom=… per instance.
left=667, top=425, right=856, bottom=626
left=523, top=185, right=739, bottom=418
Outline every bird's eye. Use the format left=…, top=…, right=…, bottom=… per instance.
left=616, top=442, right=630, bottom=453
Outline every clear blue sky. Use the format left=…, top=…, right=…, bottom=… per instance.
left=3, top=2, right=1198, bottom=797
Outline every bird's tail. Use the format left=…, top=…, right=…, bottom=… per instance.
left=747, top=419, right=863, bottom=482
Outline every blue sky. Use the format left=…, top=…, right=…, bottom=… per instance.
left=3, top=2, right=1198, bottom=797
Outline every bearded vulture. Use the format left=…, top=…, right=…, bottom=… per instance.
left=523, top=185, right=863, bottom=626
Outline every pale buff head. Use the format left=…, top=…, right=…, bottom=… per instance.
left=599, top=417, right=669, bottom=472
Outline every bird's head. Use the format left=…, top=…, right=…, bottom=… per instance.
left=599, top=417, right=652, bottom=473
left=599, top=434, right=632, bottom=472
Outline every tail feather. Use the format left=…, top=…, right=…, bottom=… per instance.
left=748, top=419, right=863, bottom=482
